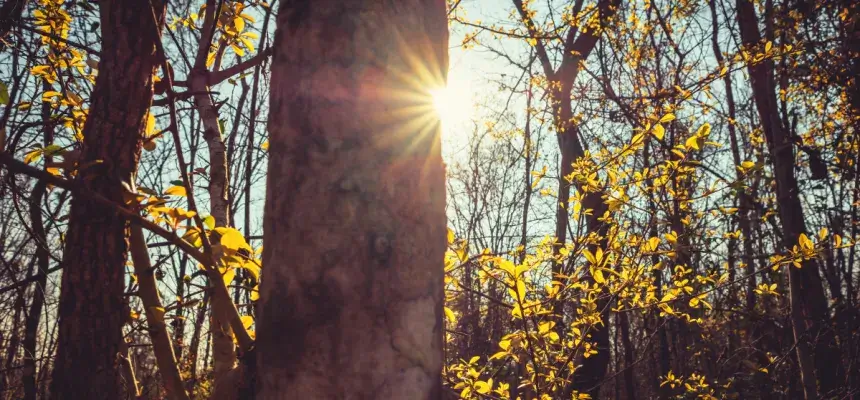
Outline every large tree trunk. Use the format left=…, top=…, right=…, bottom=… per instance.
left=735, top=0, right=844, bottom=398
left=256, top=1, right=448, bottom=398
left=49, top=1, right=164, bottom=399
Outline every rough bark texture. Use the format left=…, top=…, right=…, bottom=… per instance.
left=257, top=1, right=448, bottom=398
left=49, top=1, right=163, bottom=399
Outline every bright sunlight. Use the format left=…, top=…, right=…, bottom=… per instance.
left=429, top=74, right=474, bottom=137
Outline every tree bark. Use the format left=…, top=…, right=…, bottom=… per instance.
left=128, top=222, right=190, bottom=400
left=190, top=0, right=236, bottom=383
left=257, top=1, right=448, bottom=398
left=0, top=0, right=28, bottom=50
left=735, top=0, right=844, bottom=397
left=49, top=1, right=164, bottom=399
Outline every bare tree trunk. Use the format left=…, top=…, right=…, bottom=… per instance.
left=190, top=0, right=236, bottom=383
left=128, top=223, right=190, bottom=400
left=186, top=292, right=209, bottom=395
left=23, top=80, right=54, bottom=400
left=49, top=1, right=164, bottom=398
left=735, top=0, right=844, bottom=397
left=257, top=0, right=448, bottom=398
left=2, top=276, right=26, bottom=399
left=618, top=312, right=636, bottom=400
left=23, top=179, right=47, bottom=400
left=117, top=341, right=139, bottom=399
left=508, top=1, right=620, bottom=397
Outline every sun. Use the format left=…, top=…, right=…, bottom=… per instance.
left=429, top=79, right=473, bottom=136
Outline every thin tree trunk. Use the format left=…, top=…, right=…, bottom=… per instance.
left=185, top=292, right=210, bottom=395
left=128, top=223, right=190, bottom=400
left=735, top=0, right=844, bottom=397
left=49, top=1, right=164, bottom=398
left=23, top=79, right=54, bottom=400
left=23, top=179, right=47, bottom=400
left=2, top=274, right=26, bottom=399
left=257, top=0, right=448, bottom=398
left=190, top=0, right=236, bottom=383
left=618, top=311, right=636, bottom=400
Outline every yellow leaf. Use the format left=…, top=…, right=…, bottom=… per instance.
left=444, top=306, right=457, bottom=323
left=203, top=215, right=216, bottom=230
left=240, top=315, right=254, bottom=330
left=250, top=284, right=260, bottom=301
left=515, top=280, right=526, bottom=301
left=239, top=260, right=261, bottom=281
left=818, top=227, right=828, bottom=239
left=164, top=185, right=187, bottom=197
left=447, top=227, right=455, bottom=245
left=231, top=43, right=245, bottom=57
left=685, top=136, right=700, bottom=150
left=648, top=237, right=661, bottom=252
left=592, top=268, right=605, bottom=284
left=538, top=321, right=553, bottom=334
left=583, top=249, right=596, bottom=265
left=31, top=65, right=51, bottom=76
left=41, top=91, right=61, bottom=102
left=261, top=140, right=269, bottom=151
left=221, top=266, right=236, bottom=286
left=219, top=228, right=249, bottom=252
left=652, top=124, right=665, bottom=140
left=696, top=122, right=712, bottom=138
left=798, top=233, right=813, bottom=251
left=665, top=231, right=678, bottom=243
left=24, top=149, right=42, bottom=164
left=474, top=381, right=491, bottom=394
left=659, top=113, right=675, bottom=123
left=145, top=112, right=156, bottom=136
left=497, top=258, right=516, bottom=278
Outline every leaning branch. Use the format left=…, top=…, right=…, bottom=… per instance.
left=208, top=47, right=273, bottom=86
left=0, top=151, right=209, bottom=267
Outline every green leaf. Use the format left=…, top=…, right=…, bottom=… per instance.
left=42, top=144, right=65, bottom=157
left=0, top=81, right=9, bottom=105
left=24, top=148, right=42, bottom=164
left=203, top=215, right=216, bottom=230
